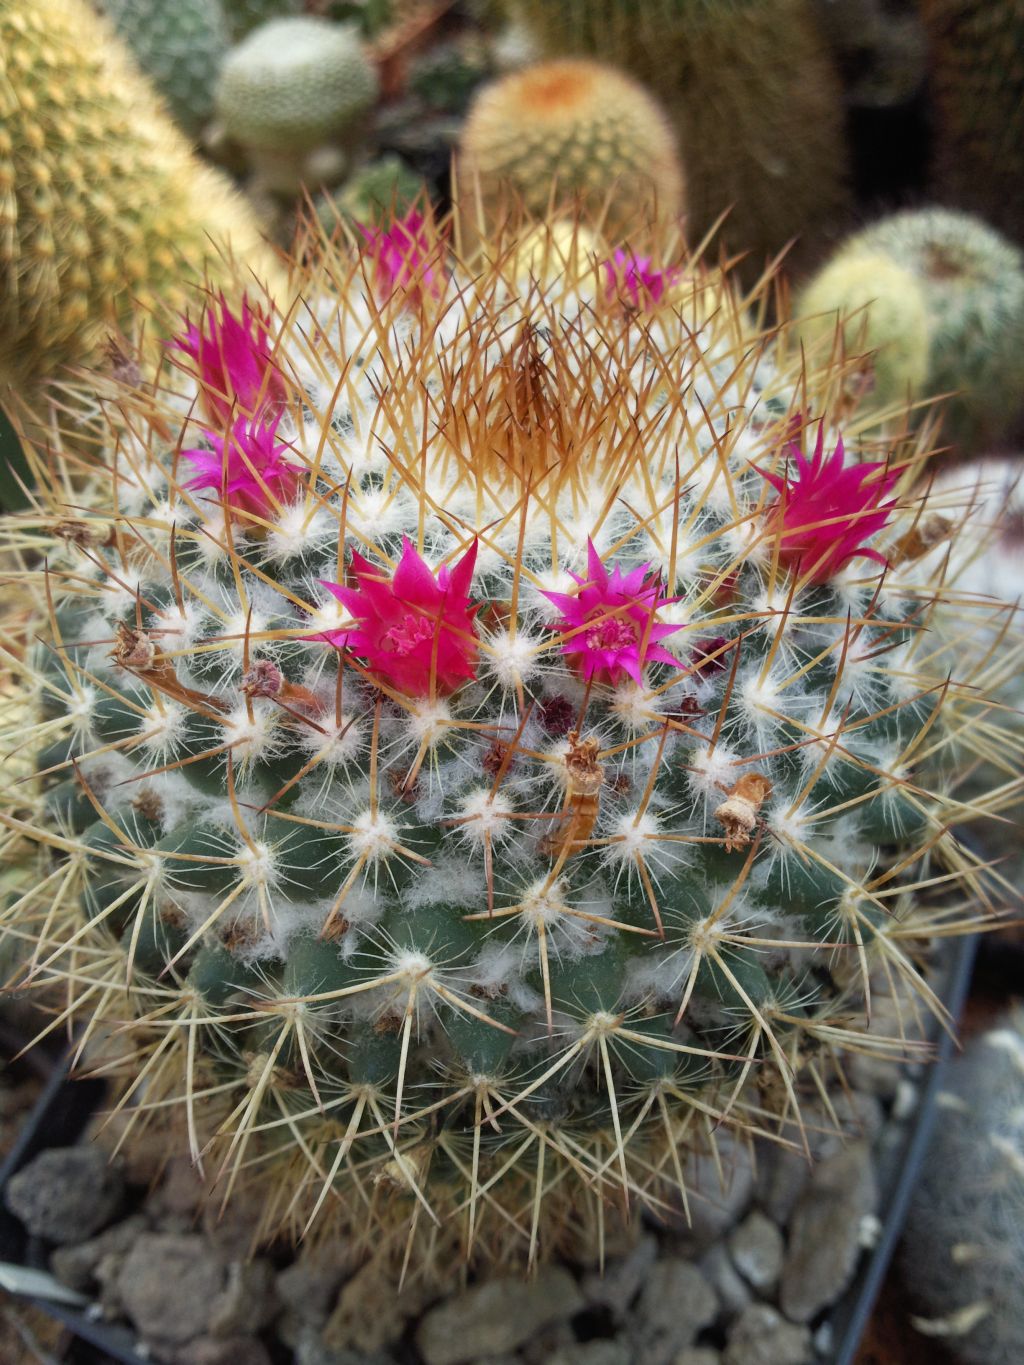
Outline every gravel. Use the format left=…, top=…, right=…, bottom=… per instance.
left=4, top=1145, right=124, bottom=1244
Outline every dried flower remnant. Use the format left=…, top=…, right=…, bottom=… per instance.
left=543, top=540, right=683, bottom=685
left=715, top=773, right=773, bottom=851
left=317, top=537, right=480, bottom=697
left=760, top=426, right=899, bottom=584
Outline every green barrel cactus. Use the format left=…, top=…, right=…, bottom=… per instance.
left=221, top=0, right=302, bottom=42
left=500, top=0, right=849, bottom=266
left=216, top=16, right=378, bottom=194
left=0, top=212, right=1012, bottom=1272
left=97, top=0, right=231, bottom=136
left=922, top=0, right=1024, bottom=242
left=0, top=0, right=285, bottom=391
left=798, top=209, right=1024, bottom=448
left=458, top=59, right=685, bottom=245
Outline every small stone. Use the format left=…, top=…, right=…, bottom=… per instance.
left=779, top=1143, right=878, bottom=1323
left=322, top=1260, right=430, bottom=1353
left=276, top=1245, right=353, bottom=1323
left=723, top=1304, right=812, bottom=1365
left=293, top=1323, right=395, bottom=1365
left=415, top=1268, right=584, bottom=1365
left=754, top=1147, right=810, bottom=1228
left=698, top=1244, right=751, bottom=1316
left=151, top=1156, right=206, bottom=1226
left=674, top=1351, right=721, bottom=1365
left=50, top=1214, right=148, bottom=1293
left=5, top=1146, right=125, bottom=1244
left=174, top=1337, right=273, bottom=1365
left=209, top=1259, right=278, bottom=1337
left=728, top=1211, right=785, bottom=1294
left=117, top=1232, right=226, bottom=1347
left=679, top=1140, right=755, bottom=1247
left=547, top=1343, right=633, bottom=1365
left=581, top=1233, right=657, bottom=1319
left=631, top=1259, right=718, bottom=1365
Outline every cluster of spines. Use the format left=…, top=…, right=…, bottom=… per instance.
left=0, top=213, right=1013, bottom=1270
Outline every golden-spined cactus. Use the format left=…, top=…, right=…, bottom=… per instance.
left=457, top=59, right=685, bottom=245
left=0, top=0, right=285, bottom=391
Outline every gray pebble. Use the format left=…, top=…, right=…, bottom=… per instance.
left=173, top=1337, right=273, bottom=1365
left=323, top=1260, right=430, bottom=1353
left=754, top=1147, right=810, bottom=1229
left=415, top=1268, right=583, bottom=1365
left=581, top=1233, right=657, bottom=1320
left=117, top=1232, right=226, bottom=1347
left=779, top=1143, right=877, bottom=1323
left=209, top=1259, right=278, bottom=1338
left=723, top=1304, right=812, bottom=1365
left=674, top=1352, right=721, bottom=1365
left=631, top=1259, right=718, bottom=1365
left=5, top=1146, right=124, bottom=1244
left=50, top=1214, right=148, bottom=1293
left=546, top=1343, right=633, bottom=1365
left=728, top=1212, right=784, bottom=1294
left=699, top=1244, right=751, bottom=1316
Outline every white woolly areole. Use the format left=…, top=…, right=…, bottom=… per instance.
left=221, top=705, right=279, bottom=761
left=766, top=803, right=812, bottom=846
left=741, top=671, right=784, bottom=726
left=266, top=504, right=333, bottom=560
left=222, top=606, right=270, bottom=662
left=455, top=788, right=515, bottom=846
left=725, top=514, right=769, bottom=566
left=609, top=680, right=663, bottom=733
left=301, top=715, right=364, bottom=766
left=136, top=700, right=189, bottom=756
left=236, top=840, right=278, bottom=891
left=483, top=628, right=543, bottom=690
left=688, top=742, right=741, bottom=801
left=604, top=809, right=662, bottom=865
left=348, top=808, right=397, bottom=862
left=404, top=699, right=452, bottom=749
left=151, top=601, right=204, bottom=648
left=307, top=594, right=352, bottom=636
left=527, top=567, right=577, bottom=622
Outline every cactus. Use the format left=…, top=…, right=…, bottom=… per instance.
left=797, top=209, right=1024, bottom=447
left=922, top=0, right=1024, bottom=242
left=97, top=0, right=231, bottom=136
left=500, top=0, right=848, bottom=265
left=458, top=60, right=685, bottom=244
left=0, top=211, right=1013, bottom=1273
left=320, top=155, right=426, bottom=231
left=903, top=1011, right=1024, bottom=1365
left=215, top=17, right=378, bottom=194
left=0, top=0, right=284, bottom=392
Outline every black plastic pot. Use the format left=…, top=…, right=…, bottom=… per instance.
left=0, top=932, right=979, bottom=1365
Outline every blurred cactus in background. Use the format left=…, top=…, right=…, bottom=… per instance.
left=798, top=209, right=1024, bottom=450
left=97, top=0, right=231, bottom=136
left=499, top=0, right=849, bottom=266
left=221, top=0, right=302, bottom=42
left=458, top=59, right=684, bottom=245
left=215, top=17, right=379, bottom=195
left=903, top=1011, right=1024, bottom=1365
left=922, top=0, right=1024, bottom=243
left=0, top=207, right=1014, bottom=1270
left=0, top=0, right=284, bottom=392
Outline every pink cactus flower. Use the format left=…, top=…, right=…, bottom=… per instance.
left=759, top=426, right=899, bottom=584
left=359, top=209, right=445, bottom=303
left=543, top=540, right=684, bottom=686
left=318, top=538, right=480, bottom=697
left=173, top=295, right=284, bottom=426
left=603, top=249, right=680, bottom=308
left=182, top=412, right=302, bottom=519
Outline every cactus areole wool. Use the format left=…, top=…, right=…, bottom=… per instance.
left=5, top=213, right=1014, bottom=1268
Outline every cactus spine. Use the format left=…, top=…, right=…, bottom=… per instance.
left=502, top=0, right=848, bottom=264
left=458, top=59, right=685, bottom=244
left=0, top=0, right=284, bottom=391
left=0, top=214, right=1012, bottom=1272
left=798, top=209, right=1024, bottom=447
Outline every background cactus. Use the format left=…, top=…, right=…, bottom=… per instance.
left=902, top=1010, right=1024, bottom=1365
left=215, top=17, right=379, bottom=194
left=96, top=0, right=231, bottom=136
left=922, top=0, right=1024, bottom=243
left=221, top=0, right=302, bottom=42
left=499, top=0, right=848, bottom=267
left=0, top=213, right=1012, bottom=1274
left=0, top=0, right=284, bottom=391
left=458, top=59, right=685, bottom=245
left=797, top=209, right=1024, bottom=448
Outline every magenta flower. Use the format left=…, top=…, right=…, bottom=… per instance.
left=317, top=538, right=480, bottom=697
left=542, top=540, right=684, bottom=686
left=173, top=295, right=284, bottom=426
left=758, top=427, right=899, bottom=585
left=359, top=209, right=445, bottom=304
left=182, top=412, right=302, bottom=519
left=603, top=249, right=680, bottom=308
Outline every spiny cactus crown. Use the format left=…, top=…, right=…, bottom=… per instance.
left=4, top=214, right=1011, bottom=1265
